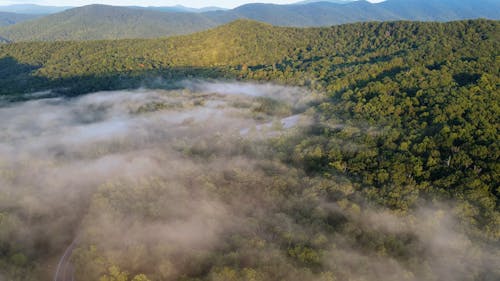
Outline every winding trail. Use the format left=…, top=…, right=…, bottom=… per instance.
left=53, top=240, right=77, bottom=281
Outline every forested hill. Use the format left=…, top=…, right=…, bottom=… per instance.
left=0, top=11, right=39, bottom=27
left=0, top=5, right=220, bottom=42
left=1, top=19, right=498, bottom=94
left=0, top=0, right=499, bottom=41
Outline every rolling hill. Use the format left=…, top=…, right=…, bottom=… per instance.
left=0, top=0, right=499, bottom=41
left=212, top=1, right=397, bottom=26
left=294, top=0, right=355, bottom=4
left=379, top=0, right=500, bottom=21
left=0, top=5, right=220, bottom=41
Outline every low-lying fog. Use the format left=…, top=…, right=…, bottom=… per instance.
left=0, top=81, right=315, bottom=279
left=0, top=82, right=498, bottom=281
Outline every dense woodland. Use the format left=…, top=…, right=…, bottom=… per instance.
left=0, top=19, right=499, bottom=281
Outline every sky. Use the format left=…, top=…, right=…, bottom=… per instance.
left=0, top=0, right=386, bottom=9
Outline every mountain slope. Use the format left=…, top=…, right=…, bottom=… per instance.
left=1, top=19, right=498, bottom=88
left=223, top=0, right=500, bottom=26
left=0, top=0, right=499, bottom=42
left=0, top=5, right=219, bottom=41
left=0, top=11, right=39, bottom=27
left=209, top=1, right=398, bottom=26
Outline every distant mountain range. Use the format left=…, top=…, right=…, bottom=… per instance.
left=294, top=0, right=355, bottom=4
left=0, top=4, right=71, bottom=14
left=0, top=11, right=40, bottom=27
left=130, top=5, right=227, bottom=13
left=0, top=5, right=220, bottom=41
left=0, top=0, right=498, bottom=42
left=0, top=3, right=226, bottom=14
